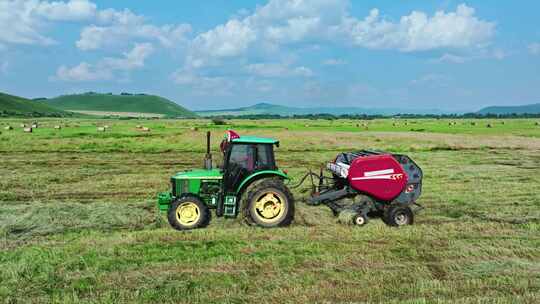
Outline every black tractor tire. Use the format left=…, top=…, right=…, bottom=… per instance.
left=167, top=196, right=210, bottom=230
left=383, top=205, right=414, bottom=227
left=241, top=178, right=294, bottom=228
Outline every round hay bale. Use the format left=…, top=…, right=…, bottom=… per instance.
left=54, top=125, right=61, bottom=130
left=136, top=125, right=142, bottom=129
left=4, top=126, right=12, bottom=130
left=535, top=122, right=540, bottom=126
left=23, top=127, right=33, bottom=133
left=97, top=127, right=106, bottom=132
left=304, top=124, right=310, bottom=127
left=20, top=123, right=26, bottom=128
left=471, top=122, right=477, bottom=126
left=141, top=127, right=151, bottom=132
left=31, top=124, right=38, bottom=128
left=190, top=126, right=198, bottom=131
left=104, top=125, right=110, bottom=129
left=486, top=123, right=493, bottom=128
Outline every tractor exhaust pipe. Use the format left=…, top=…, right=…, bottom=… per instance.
left=204, top=131, right=212, bottom=170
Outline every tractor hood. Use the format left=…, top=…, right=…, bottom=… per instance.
left=172, top=169, right=223, bottom=180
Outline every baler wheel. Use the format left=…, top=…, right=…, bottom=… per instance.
left=167, top=196, right=210, bottom=230
left=242, top=178, right=294, bottom=228
left=383, top=205, right=414, bottom=227
left=353, top=214, right=368, bottom=226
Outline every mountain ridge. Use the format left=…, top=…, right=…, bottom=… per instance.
left=0, top=92, right=71, bottom=117
left=196, top=102, right=447, bottom=116
left=477, top=103, right=540, bottom=115
left=43, top=92, right=196, bottom=118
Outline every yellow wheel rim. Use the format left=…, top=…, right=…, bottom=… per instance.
left=175, top=202, right=201, bottom=226
left=253, top=191, right=285, bottom=223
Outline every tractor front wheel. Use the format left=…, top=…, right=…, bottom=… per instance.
left=383, top=205, right=414, bottom=227
left=242, top=178, right=294, bottom=228
left=167, top=196, right=210, bottom=230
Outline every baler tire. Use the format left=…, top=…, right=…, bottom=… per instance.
left=167, top=196, right=210, bottom=230
left=383, top=205, right=414, bottom=227
left=353, top=213, right=368, bottom=226
left=242, top=178, right=294, bottom=228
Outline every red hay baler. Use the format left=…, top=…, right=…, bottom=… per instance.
left=305, top=150, right=423, bottom=226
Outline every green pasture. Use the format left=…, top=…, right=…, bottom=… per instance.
left=0, top=118, right=539, bottom=303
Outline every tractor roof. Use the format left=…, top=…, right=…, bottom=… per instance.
left=232, top=136, right=279, bottom=145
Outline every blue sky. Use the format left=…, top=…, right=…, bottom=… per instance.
left=0, top=0, right=539, bottom=112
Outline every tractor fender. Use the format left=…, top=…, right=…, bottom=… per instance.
left=236, top=170, right=289, bottom=196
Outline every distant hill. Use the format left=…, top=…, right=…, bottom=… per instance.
left=0, top=92, right=71, bottom=117
left=196, top=102, right=445, bottom=116
left=477, top=103, right=540, bottom=115
left=44, top=92, right=196, bottom=118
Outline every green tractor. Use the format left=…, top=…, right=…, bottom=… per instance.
left=158, top=130, right=294, bottom=230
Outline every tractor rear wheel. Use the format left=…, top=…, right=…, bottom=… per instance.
left=168, top=196, right=210, bottom=230
left=242, top=178, right=294, bottom=228
left=383, top=205, right=414, bottom=227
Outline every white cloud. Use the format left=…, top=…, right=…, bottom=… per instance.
left=56, top=62, right=111, bottom=81
left=186, top=19, right=256, bottom=68
left=171, top=70, right=234, bottom=96
left=185, top=0, right=347, bottom=68
left=184, top=1, right=495, bottom=73
left=433, top=53, right=468, bottom=64
left=55, top=43, right=153, bottom=82
left=410, top=74, right=450, bottom=86
left=102, top=43, right=154, bottom=70
left=0, top=0, right=97, bottom=46
left=245, top=62, right=313, bottom=78
left=323, top=58, right=346, bottom=66
left=433, top=47, right=507, bottom=64
left=34, top=0, right=96, bottom=21
left=0, top=1, right=190, bottom=51
left=528, top=43, right=540, bottom=55
left=76, top=9, right=191, bottom=51
left=345, top=4, right=495, bottom=51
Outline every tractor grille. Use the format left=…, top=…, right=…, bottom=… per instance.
left=171, top=179, right=189, bottom=196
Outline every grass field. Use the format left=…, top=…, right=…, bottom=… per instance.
left=0, top=118, right=539, bottom=303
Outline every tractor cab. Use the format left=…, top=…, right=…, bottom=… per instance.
left=158, top=130, right=294, bottom=230
left=220, top=130, right=280, bottom=194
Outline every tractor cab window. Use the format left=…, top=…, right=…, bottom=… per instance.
left=255, top=144, right=276, bottom=170
left=227, top=143, right=276, bottom=172
left=229, top=144, right=251, bottom=170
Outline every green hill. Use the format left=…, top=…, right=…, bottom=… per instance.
left=196, top=102, right=445, bottom=117
left=44, top=92, right=196, bottom=118
left=0, top=92, right=71, bottom=117
left=477, top=103, right=540, bottom=115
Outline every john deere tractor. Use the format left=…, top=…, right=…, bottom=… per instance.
left=158, top=130, right=294, bottom=230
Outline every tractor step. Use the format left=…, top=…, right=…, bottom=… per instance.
left=224, top=195, right=237, bottom=217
